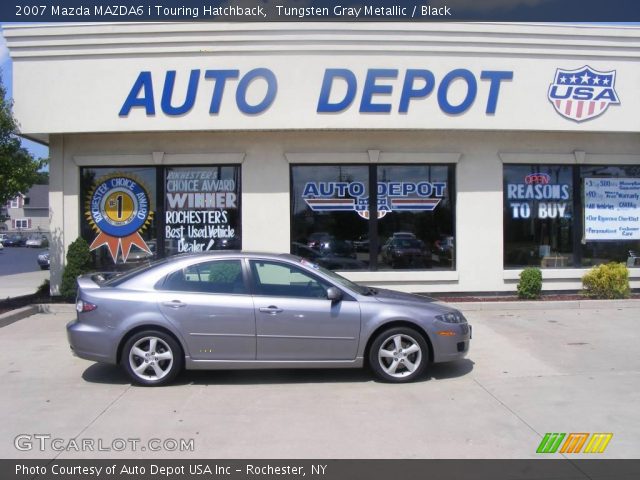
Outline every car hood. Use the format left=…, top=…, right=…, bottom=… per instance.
left=370, top=288, right=458, bottom=314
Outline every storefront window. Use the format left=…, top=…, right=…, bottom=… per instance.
left=580, top=165, right=640, bottom=267
left=80, top=167, right=157, bottom=270
left=504, top=165, right=574, bottom=268
left=377, top=165, right=455, bottom=270
left=80, top=164, right=241, bottom=270
left=290, top=165, right=369, bottom=271
left=290, top=164, right=456, bottom=271
left=164, top=166, right=241, bottom=255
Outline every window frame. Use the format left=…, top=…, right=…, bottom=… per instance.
left=79, top=164, right=242, bottom=270
left=503, top=163, right=640, bottom=269
left=162, top=164, right=242, bottom=256
left=248, top=259, right=334, bottom=299
left=157, top=258, right=249, bottom=295
left=289, top=163, right=457, bottom=272
left=14, top=218, right=29, bottom=229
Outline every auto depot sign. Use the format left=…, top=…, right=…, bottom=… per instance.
left=119, top=67, right=513, bottom=117
left=9, top=53, right=638, bottom=135
left=106, top=59, right=633, bottom=133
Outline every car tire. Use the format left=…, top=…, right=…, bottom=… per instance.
left=369, top=327, right=429, bottom=383
left=39, top=265, right=49, bottom=270
left=122, top=330, right=183, bottom=386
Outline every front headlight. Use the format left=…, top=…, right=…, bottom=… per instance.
left=435, top=311, right=466, bottom=324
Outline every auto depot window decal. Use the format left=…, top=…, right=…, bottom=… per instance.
left=302, top=180, right=446, bottom=219
left=291, top=164, right=455, bottom=272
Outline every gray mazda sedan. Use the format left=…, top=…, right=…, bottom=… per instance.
left=67, top=252, right=471, bottom=386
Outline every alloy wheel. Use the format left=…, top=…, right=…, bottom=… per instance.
left=377, top=333, right=423, bottom=379
left=128, top=336, right=174, bottom=382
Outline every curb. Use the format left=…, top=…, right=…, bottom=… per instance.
left=0, top=303, right=75, bottom=328
left=449, top=299, right=640, bottom=312
left=37, top=303, right=76, bottom=314
left=0, top=305, right=39, bottom=328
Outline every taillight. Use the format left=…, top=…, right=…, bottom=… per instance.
left=76, top=300, right=97, bottom=313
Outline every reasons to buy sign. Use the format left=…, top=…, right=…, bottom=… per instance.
left=584, top=178, right=640, bottom=240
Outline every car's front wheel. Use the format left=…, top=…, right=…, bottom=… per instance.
left=122, top=331, right=183, bottom=386
left=369, top=327, right=428, bottom=383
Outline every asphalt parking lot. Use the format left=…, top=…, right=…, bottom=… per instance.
left=1, top=302, right=639, bottom=459
left=0, top=246, right=44, bottom=276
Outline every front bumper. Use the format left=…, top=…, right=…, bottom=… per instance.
left=431, top=322, right=471, bottom=363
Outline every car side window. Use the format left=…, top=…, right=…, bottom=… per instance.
left=160, top=260, right=247, bottom=294
left=249, top=260, right=330, bottom=299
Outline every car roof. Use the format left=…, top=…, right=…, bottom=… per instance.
left=162, top=251, right=298, bottom=263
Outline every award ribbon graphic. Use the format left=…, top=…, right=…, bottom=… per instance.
left=86, top=174, right=153, bottom=262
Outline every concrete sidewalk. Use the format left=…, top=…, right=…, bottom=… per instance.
left=0, top=270, right=49, bottom=299
left=0, top=300, right=638, bottom=459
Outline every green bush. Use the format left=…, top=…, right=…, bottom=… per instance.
left=60, top=238, right=93, bottom=300
left=582, top=262, right=630, bottom=299
left=517, top=267, right=542, bottom=299
left=36, top=279, right=50, bottom=297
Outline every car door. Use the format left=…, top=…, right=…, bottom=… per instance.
left=156, top=258, right=256, bottom=361
left=249, top=259, right=361, bottom=361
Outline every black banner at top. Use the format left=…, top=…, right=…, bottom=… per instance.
left=2, top=0, right=640, bottom=22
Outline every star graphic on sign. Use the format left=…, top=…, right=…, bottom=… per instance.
left=592, top=76, right=601, bottom=85
left=602, top=77, right=610, bottom=85
left=559, top=75, right=567, bottom=83
left=580, top=72, right=591, bottom=84
left=569, top=75, right=578, bottom=84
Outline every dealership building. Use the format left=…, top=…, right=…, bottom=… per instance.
left=5, top=22, right=640, bottom=295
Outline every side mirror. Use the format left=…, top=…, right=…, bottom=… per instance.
left=326, top=287, right=343, bottom=303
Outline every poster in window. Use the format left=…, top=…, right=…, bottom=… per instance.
left=164, top=167, right=240, bottom=254
left=85, top=173, right=153, bottom=262
left=584, top=178, right=640, bottom=240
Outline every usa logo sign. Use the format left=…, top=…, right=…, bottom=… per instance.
left=548, top=66, right=620, bottom=122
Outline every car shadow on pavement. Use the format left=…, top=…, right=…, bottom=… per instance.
left=426, top=359, right=475, bottom=380
left=82, top=359, right=474, bottom=386
left=82, top=363, right=131, bottom=385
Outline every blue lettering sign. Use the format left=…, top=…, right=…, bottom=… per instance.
left=481, top=70, right=513, bottom=114
left=399, top=70, right=435, bottom=113
left=161, top=70, right=200, bottom=116
left=437, top=69, right=477, bottom=115
left=120, top=67, right=514, bottom=118
left=204, top=70, right=239, bottom=114
left=360, top=69, right=398, bottom=113
left=236, top=68, right=278, bottom=115
left=317, top=69, right=357, bottom=113
left=119, top=71, right=155, bottom=116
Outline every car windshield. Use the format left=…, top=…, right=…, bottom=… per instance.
left=300, top=259, right=369, bottom=295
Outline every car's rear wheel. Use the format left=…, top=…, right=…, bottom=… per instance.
left=369, top=327, right=428, bottom=383
left=122, top=331, right=183, bottom=386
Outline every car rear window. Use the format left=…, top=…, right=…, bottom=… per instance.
left=104, top=258, right=172, bottom=287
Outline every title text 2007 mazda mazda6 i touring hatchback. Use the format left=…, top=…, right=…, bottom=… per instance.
left=67, top=252, right=471, bottom=386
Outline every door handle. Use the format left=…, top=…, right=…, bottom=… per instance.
left=162, top=300, right=186, bottom=309
left=259, top=306, right=283, bottom=315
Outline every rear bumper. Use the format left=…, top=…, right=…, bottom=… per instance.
left=66, top=319, right=118, bottom=365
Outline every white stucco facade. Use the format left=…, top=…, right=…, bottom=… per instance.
left=4, top=22, right=640, bottom=294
